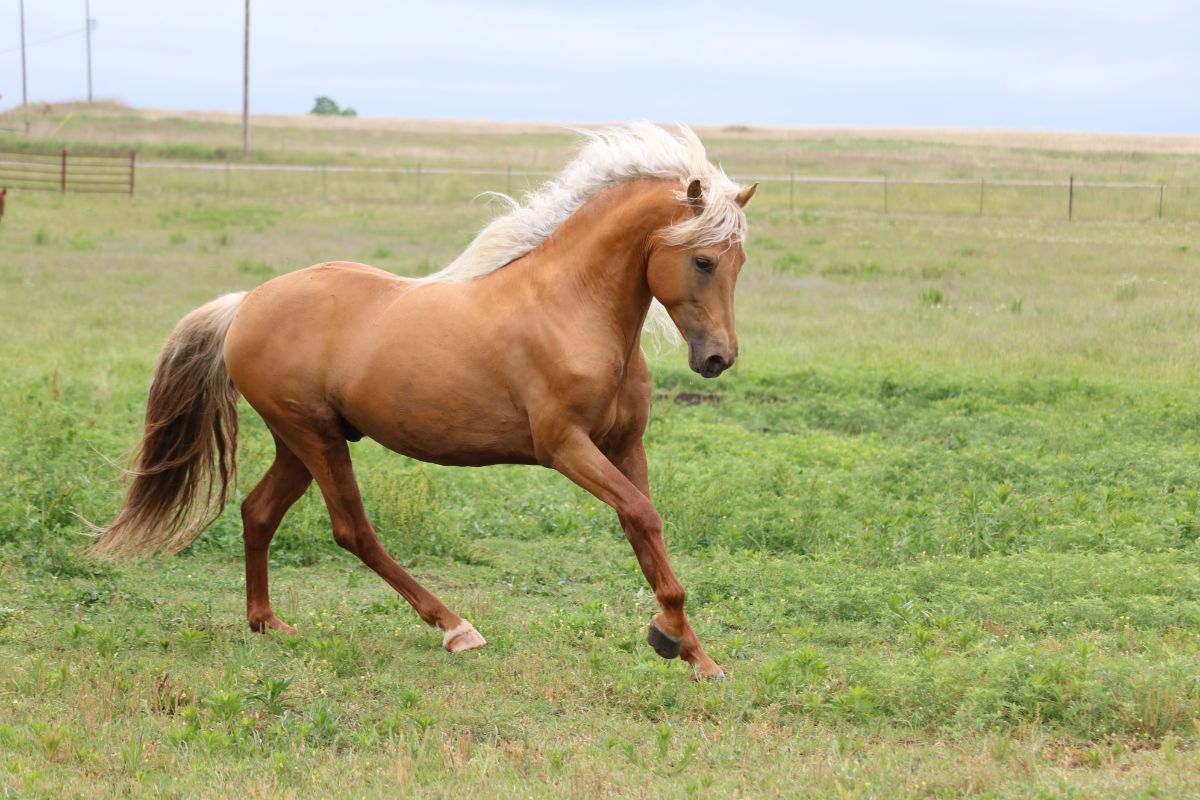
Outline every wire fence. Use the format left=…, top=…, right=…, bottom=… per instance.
left=0, top=148, right=135, bottom=194
left=37, top=158, right=1200, bottom=222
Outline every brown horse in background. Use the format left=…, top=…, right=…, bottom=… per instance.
left=94, top=125, right=757, bottom=680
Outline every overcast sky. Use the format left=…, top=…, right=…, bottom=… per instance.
left=3, top=1, right=1198, bottom=133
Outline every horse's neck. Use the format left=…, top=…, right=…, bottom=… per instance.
left=520, top=180, right=678, bottom=354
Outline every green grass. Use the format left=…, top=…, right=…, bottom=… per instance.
left=2, top=112, right=1200, bottom=797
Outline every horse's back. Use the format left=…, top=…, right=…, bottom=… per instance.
left=239, top=261, right=405, bottom=311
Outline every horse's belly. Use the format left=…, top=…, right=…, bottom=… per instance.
left=356, top=405, right=538, bottom=467
left=335, top=362, right=538, bottom=467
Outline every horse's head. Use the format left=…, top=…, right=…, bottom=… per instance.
left=648, top=179, right=757, bottom=378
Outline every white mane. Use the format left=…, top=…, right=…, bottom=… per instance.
left=419, top=123, right=748, bottom=342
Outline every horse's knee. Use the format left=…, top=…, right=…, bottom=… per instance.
left=625, top=498, right=662, bottom=537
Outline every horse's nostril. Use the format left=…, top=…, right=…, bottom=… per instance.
left=704, top=354, right=726, bottom=374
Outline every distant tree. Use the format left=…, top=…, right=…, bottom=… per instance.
left=311, top=96, right=340, bottom=115
left=311, top=97, right=357, bottom=117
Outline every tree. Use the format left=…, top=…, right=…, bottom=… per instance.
left=310, top=96, right=340, bottom=115
left=311, top=97, right=357, bottom=117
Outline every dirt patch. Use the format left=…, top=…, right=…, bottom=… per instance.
left=670, top=392, right=723, bottom=406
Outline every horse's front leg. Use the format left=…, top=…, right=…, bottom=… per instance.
left=540, top=428, right=724, bottom=679
left=608, top=439, right=725, bottom=680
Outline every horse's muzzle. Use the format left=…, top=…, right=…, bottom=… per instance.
left=688, top=341, right=735, bottom=378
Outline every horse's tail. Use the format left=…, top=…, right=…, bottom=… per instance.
left=92, top=292, right=246, bottom=558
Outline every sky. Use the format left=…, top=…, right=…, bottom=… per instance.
left=2, top=0, right=1199, bottom=133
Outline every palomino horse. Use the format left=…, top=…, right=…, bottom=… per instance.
left=94, top=124, right=757, bottom=680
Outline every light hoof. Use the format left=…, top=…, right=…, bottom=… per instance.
left=442, top=620, right=487, bottom=653
left=687, top=662, right=727, bottom=681
left=250, top=616, right=297, bottom=636
left=647, top=621, right=682, bottom=660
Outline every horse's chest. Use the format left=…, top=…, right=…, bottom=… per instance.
left=590, top=393, right=623, bottom=441
left=575, top=364, right=649, bottom=449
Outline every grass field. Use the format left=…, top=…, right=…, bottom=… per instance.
left=2, top=107, right=1200, bottom=798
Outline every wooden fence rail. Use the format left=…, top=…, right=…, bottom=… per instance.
left=0, top=149, right=135, bottom=195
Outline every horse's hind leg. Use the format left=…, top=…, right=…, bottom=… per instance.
left=242, top=435, right=312, bottom=634
left=279, top=425, right=486, bottom=653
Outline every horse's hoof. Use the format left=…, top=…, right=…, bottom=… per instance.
left=647, top=621, right=682, bottom=660
left=250, top=616, right=297, bottom=636
left=443, top=621, right=487, bottom=653
left=688, top=665, right=727, bottom=681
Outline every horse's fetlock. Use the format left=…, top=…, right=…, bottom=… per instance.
left=247, top=606, right=273, bottom=630
left=657, top=582, right=686, bottom=612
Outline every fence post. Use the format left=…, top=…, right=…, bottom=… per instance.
left=61, top=149, right=67, bottom=193
left=979, top=178, right=985, bottom=216
left=129, top=151, right=136, bottom=196
left=1158, top=183, right=1164, bottom=219
left=1068, top=175, right=1074, bottom=221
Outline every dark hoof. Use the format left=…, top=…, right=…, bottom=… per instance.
left=647, top=622, right=682, bottom=660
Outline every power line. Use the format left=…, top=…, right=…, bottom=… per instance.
left=0, top=27, right=85, bottom=56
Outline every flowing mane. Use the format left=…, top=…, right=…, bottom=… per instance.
left=419, top=123, right=748, bottom=340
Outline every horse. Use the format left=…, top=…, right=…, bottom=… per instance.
left=93, top=124, right=757, bottom=680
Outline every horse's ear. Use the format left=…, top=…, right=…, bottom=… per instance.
left=735, top=182, right=758, bottom=208
left=685, top=179, right=704, bottom=214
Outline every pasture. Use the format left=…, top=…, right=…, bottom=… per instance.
left=2, top=106, right=1200, bottom=798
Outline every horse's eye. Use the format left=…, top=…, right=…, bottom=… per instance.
left=694, top=255, right=715, bottom=273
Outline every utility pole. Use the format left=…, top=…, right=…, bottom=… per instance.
left=85, top=0, right=94, bottom=102
left=242, top=0, right=250, bottom=153
left=20, top=0, right=28, bottom=106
